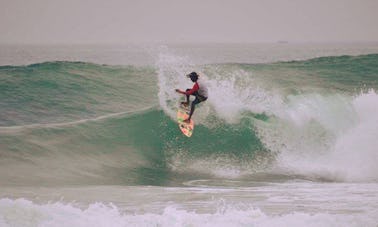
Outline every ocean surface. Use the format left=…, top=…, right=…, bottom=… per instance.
left=0, top=43, right=378, bottom=226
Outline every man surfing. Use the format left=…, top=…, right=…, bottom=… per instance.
left=175, top=72, right=208, bottom=123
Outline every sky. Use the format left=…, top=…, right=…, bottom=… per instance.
left=1, top=0, right=378, bottom=44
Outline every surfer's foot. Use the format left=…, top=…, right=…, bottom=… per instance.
left=183, top=118, right=191, bottom=123
left=181, top=102, right=189, bottom=106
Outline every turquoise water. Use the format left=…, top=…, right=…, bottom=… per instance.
left=0, top=44, right=378, bottom=226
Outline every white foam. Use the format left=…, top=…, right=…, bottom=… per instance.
left=270, top=90, right=378, bottom=182
left=326, top=90, right=378, bottom=181
left=0, top=198, right=375, bottom=227
left=204, top=69, right=283, bottom=124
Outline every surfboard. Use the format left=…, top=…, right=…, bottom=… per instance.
left=177, top=103, right=194, bottom=137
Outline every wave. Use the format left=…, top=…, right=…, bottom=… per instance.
left=0, top=61, right=157, bottom=126
left=0, top=198, right=375, bottom=227
left=0, top=54, right=378, bottom=186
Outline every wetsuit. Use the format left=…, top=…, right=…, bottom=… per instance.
left=184, top=82, right=208, bottom=119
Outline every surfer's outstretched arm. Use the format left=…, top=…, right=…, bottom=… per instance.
left=175, top=89, right=185, bottom=94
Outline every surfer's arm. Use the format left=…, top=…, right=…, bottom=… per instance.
left=184, top=83, right=199, bottom=95
left=175, top=83, right=199, bottom=95
left=175, top=89, right=186, bottom=94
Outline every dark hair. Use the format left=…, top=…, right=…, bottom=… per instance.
left=187, top=72, right=199, bottom=81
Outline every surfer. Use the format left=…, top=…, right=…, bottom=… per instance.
left=175, top=72, right=208, bottom=123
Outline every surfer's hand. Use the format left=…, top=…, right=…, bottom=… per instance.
left=175, top=89, right=180, bottom=93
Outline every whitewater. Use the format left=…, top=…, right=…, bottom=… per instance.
left=0, top=43, right=378, bottom=226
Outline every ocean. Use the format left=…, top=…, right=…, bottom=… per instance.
left=0, top=43, right=378, bottom=226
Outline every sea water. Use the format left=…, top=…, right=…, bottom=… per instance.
left=0, top=43, right=378, bottom=226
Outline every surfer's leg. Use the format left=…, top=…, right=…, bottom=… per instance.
left=189, top=101, right=196, bottom=119
left=181, top=89, right=191, bottom=106
left=184, top=98, right=200, bottom=123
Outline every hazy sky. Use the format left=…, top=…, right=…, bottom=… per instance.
left=1, top=0, right=378, bottom=44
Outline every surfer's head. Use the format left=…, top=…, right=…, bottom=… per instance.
left=187, top=72, right=199, bottom=82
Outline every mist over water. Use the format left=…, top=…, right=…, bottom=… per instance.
left=0, top=44, right=378, bottom=226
